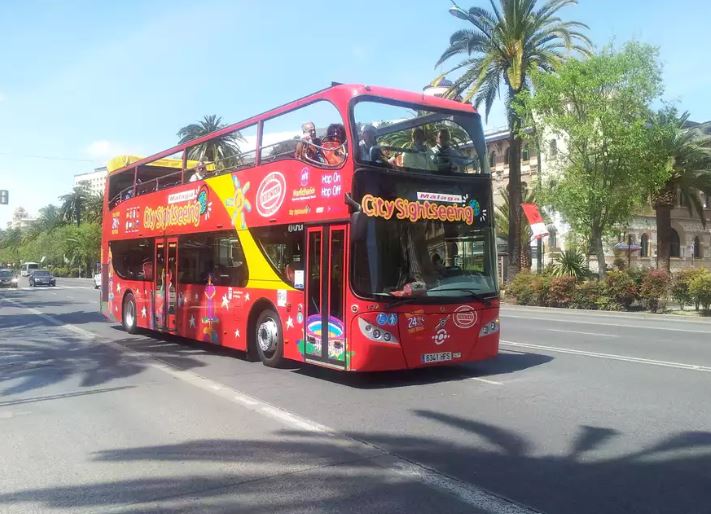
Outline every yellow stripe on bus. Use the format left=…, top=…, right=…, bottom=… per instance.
left=207, top=173, right=295, bottom=292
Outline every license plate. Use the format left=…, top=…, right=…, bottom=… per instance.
left=422, top=352, right=453, bottom=363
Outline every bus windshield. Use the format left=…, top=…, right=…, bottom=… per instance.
left=351, top=168, right=497, bottom=301
left=352, top=98, right=488, bottom=175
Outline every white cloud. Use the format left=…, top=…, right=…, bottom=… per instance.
left=84, top=140, right=129, bottom=160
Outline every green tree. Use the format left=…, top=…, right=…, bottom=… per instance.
left=177, top=114, right=244, bottom=168
left=518, top=42, right=670, bottom=277
left=437, top=0, right=590, bottom=275
left=652, top=110, right=711, bottom=271
left=59, top=185, right=92, bottom=227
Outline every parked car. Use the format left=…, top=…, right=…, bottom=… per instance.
left=94, top=272, right=102, bottom=289
left=29, top=269, right=56, bottom=287
left=0, top=269, right=19, bottom=288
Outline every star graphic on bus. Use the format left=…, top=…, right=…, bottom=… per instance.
left=116, top=283, right=121, bottom=293
left=286, top=316, right=294, bottom=329
left=226, top=176, right=252, bottom=229
left=189, top=315, right=196, bottom=328
left=221, top=294, right=229, bottom=309
left=141, top=306, right=147, bottom=318
left=234, top=329, right=240, bottom=338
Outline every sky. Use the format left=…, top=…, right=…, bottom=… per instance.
left=1, top=0, right=709, bottom=228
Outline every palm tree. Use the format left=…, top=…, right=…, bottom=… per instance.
left=653, top=111, right=711, bottom=271
left=177, top=114, right=245, bottom=169
left=59, top=185, right=91, bottom=227
left=84, top=193, right=104, bottom=225
left=436, top=0, right=590, bottom=275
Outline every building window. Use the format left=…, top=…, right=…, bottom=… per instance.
left=678, top=189, right=686, bottom=208
left=694, top=236, right=702, bottom=259
left=705, top=193, right=710, bottom=209
left=670, top=229, right=681, bottom=258
left=489, top=151, right=496, bottom=167
left=504, top=147, right=510, bottom=165
left=640, top=234, right=649, bottom=257
left=549, top=139, right=558, bottom=156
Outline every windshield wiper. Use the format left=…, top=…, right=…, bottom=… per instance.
left=428, top=288, right=498, bottom=305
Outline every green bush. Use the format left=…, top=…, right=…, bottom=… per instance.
left=550, top=249, right=591, bottom=279
left=672, top=268, right=707, bottom=310
left=507, top=272, right=537, bottom=305
left=572, top=280, right=604, bottom=310
left=689, top=271, right=711, bottom=313
left=604, top=271, right=639, bottom=310
left=548, top=276, right=577, bottom=307
left=639, top=269, right=670, bottom=313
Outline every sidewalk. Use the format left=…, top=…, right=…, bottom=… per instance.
left=501, top=302, right=711, bottom=323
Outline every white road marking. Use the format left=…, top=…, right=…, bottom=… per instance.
left=6, top=296, right=538, bottom=514
left=501, top=340, right=711, bottom=373
left=504, top=314, right=711, bottom=334
left=545, top=328, right=619, bottom=338
left=470, top=377, right=503, bottom=385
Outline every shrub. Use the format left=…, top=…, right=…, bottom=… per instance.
left=572, top=280, right=604, bottom=310
left=548, top=276, right=577, bottom=307
left=550, top=249, right=591, bottom=279
left=672, top=268, right=707, bottom=310
left=689, top=271, right=711, bottom=313
left=604, top=271, right=639, bottom=310
left=507, top=272, right=537, bottom=305
left=639, top=269, right=671, bottom=313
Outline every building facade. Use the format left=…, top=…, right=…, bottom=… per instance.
left=484, top=125, right=711, bottom=272
left=73, top=167, right=107, bottom=197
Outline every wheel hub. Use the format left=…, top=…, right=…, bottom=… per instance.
left=257, top=318, right=278, bottom=353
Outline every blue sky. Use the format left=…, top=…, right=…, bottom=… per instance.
left=1, top=0, right=709, bottom=227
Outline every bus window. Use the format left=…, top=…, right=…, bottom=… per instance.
left=251, top=225, right=304, bottom=288
left=109, top=239, right=154, bottom=280
left=260, top=100, right=345, bottom=167
left=178, top=232, right=248, bottom=287
left=185, top=124, right=257, bottom=178
left=352, top=99, right=486, bottom=174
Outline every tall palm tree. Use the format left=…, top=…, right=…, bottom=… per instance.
left=177, top=114, right=245, bottom=169
left=437, top=0, right=590, bottom=275
left=59, top=185, right=91, bottom=227
left=653, top=111, right=711, bottom=271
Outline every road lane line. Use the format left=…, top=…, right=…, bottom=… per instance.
left=545, top=328, right=619, bottom=337
left=503, top=314, right=711, bottom=334
left=501, top=340, right=711, bottom=373
left=470, top=377, right=503, bottom=385
left=6, top=296, right=539, bottom=514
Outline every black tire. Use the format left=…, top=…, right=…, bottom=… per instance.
left=122, top=292, right=139, bottom=334
left=254, top=308, right=284, bottom=367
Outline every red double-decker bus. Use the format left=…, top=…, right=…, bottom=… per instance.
left=100, top=84, right=499, bottom=371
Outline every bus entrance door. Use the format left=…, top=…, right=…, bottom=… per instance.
left=305, top=225, right=347, bottom=368
left=154, top=238, right=178, bottom=332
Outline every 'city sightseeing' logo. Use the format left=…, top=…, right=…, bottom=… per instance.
left=360, top=194, right=475, bottom=225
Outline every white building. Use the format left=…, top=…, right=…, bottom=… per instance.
left=73, top=167, right=107, bottom=197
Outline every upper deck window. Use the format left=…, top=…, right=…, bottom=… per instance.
left=260, top=100, right=347, bottom=168
left=352, top=99, right=488, bottom=175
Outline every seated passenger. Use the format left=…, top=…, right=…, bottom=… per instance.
left=189, top=160, right=206, bottom=182
left=321, top=123, right=347, bottom=166
left=358, top=124, right=377, bottom=161
left=295, top=121, right=324, bottom=163
left=402, top=128, right=434, bottom=170
left=431, top=129, right=465, bottom=173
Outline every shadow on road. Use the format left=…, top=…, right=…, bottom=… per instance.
left=1, top=412, right=709, bottom=513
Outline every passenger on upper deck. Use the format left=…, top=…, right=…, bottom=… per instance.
left=402, top=128, right=434, bottom=171
left=322, top=123, right=347, bottom=166
left=358, top=124, right=386, bottom=164
left=189, top=160, right=206, bottom=182
left=295, top=121, right=323, bottom=164
left=431, top=128, right=464, bottom=173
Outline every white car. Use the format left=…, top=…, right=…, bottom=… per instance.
left=94, top=273, right=102, bottom=289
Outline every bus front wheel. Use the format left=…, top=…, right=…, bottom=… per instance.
left=255, top=308, right=284, bottom=367
left=122, top=292, right=138, bottom=334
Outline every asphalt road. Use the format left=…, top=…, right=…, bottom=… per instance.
left=1, top=277, right=710, bottom=513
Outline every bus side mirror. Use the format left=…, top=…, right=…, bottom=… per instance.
left=351, top=212, right=367, bottom=241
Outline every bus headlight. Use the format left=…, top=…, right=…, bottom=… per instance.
left=479, top=319, right=500, bottom=337
left=358, top=318, right=399, bottom=344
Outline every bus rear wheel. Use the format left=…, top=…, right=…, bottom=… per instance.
left=122, top=292, right=138, bottom=334
left=255, top=308, right=284, bottom=367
